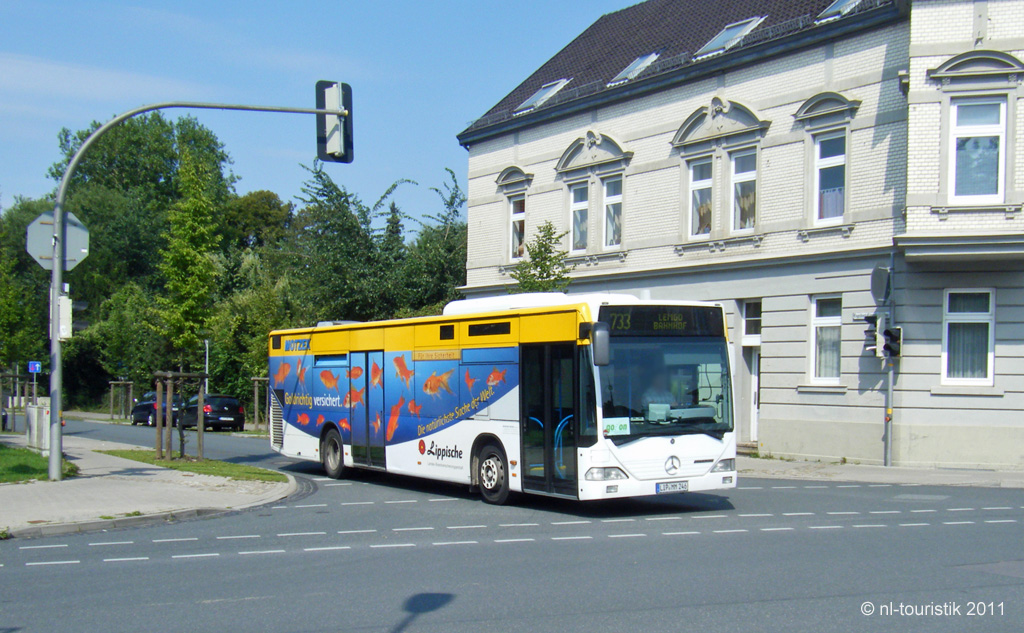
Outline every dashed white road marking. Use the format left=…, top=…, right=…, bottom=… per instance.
left=370, top=543, right=415, bottom=549
left=341, top=501, right=374, bottom=506
left=827, top=511, right=860, bottom=516
left=601, top=518, right=636, bottom=523
left=713, top=529, right=748, bottom=534
left=239, top=549, right=286, bottom=555
left=294, top=503, right=327, bottom=508
left=761, top=527, right=794, bottom=532
left=853, top=524, right=886, bottom=529
left=433, top=541, right=478, bottom=546
left=644, top=516, right=681, bottom=521
left=808, top=525, right=842, bottom=530
left=304, top=546, right=351, bottom=552
left=495, top=538, right=535, bottom=543
left=217, top=535, right=260, bottom=540
left=384, top=500, right=417, bottom=504
left=26, top=560, right=79, bottom=566
left=89, top=541, right=133, bottom=547
left=943, top=521, right=974, bottom=525
left=278, top=531, right=326, bottom=537
left=552, top=536, right=592, bottom=541
left=103, top=557, right=148, bottom=562
left=836, top=485, right=861, bottom=488
left=552, top=520, right=591, bottom=525
left=772, top=486, right=797, bottom=489
left=738, top=486, right=762, bottom=490
left=911, top=509, right=937, bottom=513
left=427, top=498, right=458, bottom=502
left=154, top=537, right=198, bottom=543
left=500, top=522, right=539, bottom=527
left=693, top=515, right=727, bottom=519
left=985, top=519, right=1016, bottom=524
left=338, top=529, right=376, bottom=534
left=982, top=506, right=1012, bottom=511
left=608, top=533, right=646, bottom=538
left=899, top=523, right=930, bottom=527
left=739, top=513, right=773, bottom=517
left=20, top=544, right=68, bottom=550
left=447, top=524, right=486, bottom=530
left=868, top=484, right=891, bottom=487
left=663, top=531, right=700, bottom=536
left=172, top=553, right=218, bottom=559
left=783, top=512, right=814, bottom=517
left=869, top=511, right=900, bottom=515
left=948, top=508, right=974, bottom=512
left=394, top=527, right=434, bottom=532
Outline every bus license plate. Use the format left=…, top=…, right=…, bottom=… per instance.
left=219, top=416, right=234, bottom=421
left=656, top=481, right=688, bottom=494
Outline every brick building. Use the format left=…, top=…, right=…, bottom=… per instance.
left=456, top=0, right=1024, bottom=469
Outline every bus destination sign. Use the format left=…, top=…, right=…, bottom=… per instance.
left=599, top=305, right=725, bottom=337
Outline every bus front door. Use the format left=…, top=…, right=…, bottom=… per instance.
left=521, top=343, right=578, bottom=497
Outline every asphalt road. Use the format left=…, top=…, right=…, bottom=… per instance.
left=2, top=420, right=1022, bottom=632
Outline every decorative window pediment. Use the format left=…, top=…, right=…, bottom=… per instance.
left=495, top=166, right=533, bottom=192
left=928, top=50, right=1024, bottom=87
left=555, top=131, right=633, bottom=175
left=671, top=97, right=770, bottom=151
left=794, top=92, right=860, bottom=126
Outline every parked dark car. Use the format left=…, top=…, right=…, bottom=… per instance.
left=130, top=392, right=182, bottom=426
left=180, top=394, right=246, bottom=432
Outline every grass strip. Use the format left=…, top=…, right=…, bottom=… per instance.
left=98, top=449, right=286, bottom=482
left=0, top=443, right=79, bottom=483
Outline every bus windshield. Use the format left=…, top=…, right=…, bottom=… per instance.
left=598, top=336, right=733, bottom=444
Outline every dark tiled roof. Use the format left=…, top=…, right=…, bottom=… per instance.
left=461, top=0, right=895, bottom=138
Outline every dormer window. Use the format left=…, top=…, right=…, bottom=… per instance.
left=514, top=79, right=570, bottom=115
left=816, top=0, right=864, bottom=23
left=694, top=17, right=763, bottom=60
left=608, top=52, right=659, bottom=87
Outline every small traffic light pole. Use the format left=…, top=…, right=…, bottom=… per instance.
left=47, top=98, right=349, bottom=480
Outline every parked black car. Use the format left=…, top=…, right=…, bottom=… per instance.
left=180, top=394, right=246, bottom=432
left=130, top=392, right=182, bottom=426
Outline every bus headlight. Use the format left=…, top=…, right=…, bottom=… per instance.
left=710, top=458, right=735, bottom=473
left=585, top=467, right=627, bottom=481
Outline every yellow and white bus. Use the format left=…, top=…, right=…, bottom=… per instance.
left=269, top=293, right=736, bottom=504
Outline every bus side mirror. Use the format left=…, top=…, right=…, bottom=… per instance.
left=592, top=322, right=610, bottom=366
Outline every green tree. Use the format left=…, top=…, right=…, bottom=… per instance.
left=220, top=190, right=292, bottom=250
left=156, top=148, right=222, bottom=368
left=0, top=197, right=50, bottom=370
left=508, top=220, right=575, bottom=293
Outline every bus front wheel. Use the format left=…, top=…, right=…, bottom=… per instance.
left=477, top=443, right=510, bottom=505
left=321, top=428, right=345, bottom=479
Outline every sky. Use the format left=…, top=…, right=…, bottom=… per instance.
left=0, top=0, right=635, bottom=225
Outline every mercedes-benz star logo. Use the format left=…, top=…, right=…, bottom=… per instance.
left=665, top=456, right=681, bottom=476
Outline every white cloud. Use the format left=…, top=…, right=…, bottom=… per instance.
left=0, top=52, right=212, bottom=103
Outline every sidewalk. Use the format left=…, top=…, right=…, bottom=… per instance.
left=738, top=455, right=1024, bottom=488
left=0, top=433, right=294, bottom=539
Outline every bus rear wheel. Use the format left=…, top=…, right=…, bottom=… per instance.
left=321, top=427, right=345, bottom=479
left=477, top=443, right=510, bottom=505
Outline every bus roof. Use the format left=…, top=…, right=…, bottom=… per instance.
left=270, top=292, right=723, bottom=337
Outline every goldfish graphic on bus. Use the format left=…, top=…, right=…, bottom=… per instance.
left=408, top=399, right=423, bottom=418
left=273, top=362, right=291, bottom=387
left=372, top=412, right=382, bottom=436
left=320, top=370, right=341, bottom=392
left=422, top=369, right=454, bottom=398
left=316, top=414, right=325, bottom=426
left=343, top=387, right=365, bottom=408
left=393, top=355, right=414, bottom=389
left=487, top=367, right=507, bottom=387
left=464, top=370, right=477, bottom=394
left=297, top=413, right=310, bottom=426
left=370, top=361, right=383, bottom=388
left=338, top=418, right=351, bottom=433
left=296, top=361, right=308, bottom=391
left=346, top=366, right=363, bottom=380
left=387, top=397, right=405, bottom=442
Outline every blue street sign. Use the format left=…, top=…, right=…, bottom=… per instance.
left=28, top=361, right=42, bottom=374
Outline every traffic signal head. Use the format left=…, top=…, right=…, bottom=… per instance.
left=316, top=81, right=353, bottom=163
left=863, top=313, right=885, bottom=358
left=883, top=326, right=902, bottom=358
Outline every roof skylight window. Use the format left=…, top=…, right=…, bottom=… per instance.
left=514, top=78, right=571, bottom=115
left=816, top=0, right=865, bottom=22
left=694, top=16, right=764, bottom=60
left=607, top=52, right=660, bottom=87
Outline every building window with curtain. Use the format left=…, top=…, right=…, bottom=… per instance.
left=509, top=195, right=525, bottom=260
left=731, top=149, right=757, bottom=231
left=603, top=176, right=622, bottom=248
left=949, top=97, right=1005, bottom=205
left=811, top=296, right=842, bottom=382
left=942, top=289, right=994, bottom=385
left=815, top=131, right=845, bottom=222
left=689, top=158, right=713, bottom=237
left=570, top=182, right=589, bottom=252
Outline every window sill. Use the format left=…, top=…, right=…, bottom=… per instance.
left=930, top=385, right=1003, bottom=397
left=798, top=223, right=854, bottom=241
left=566, top=251, right=627, bottom=267
left=931, top=204, right=1020, bottom=220
left=796, top=384, right=847, bottom=394
left=675, top=234, right=764, bottom=255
